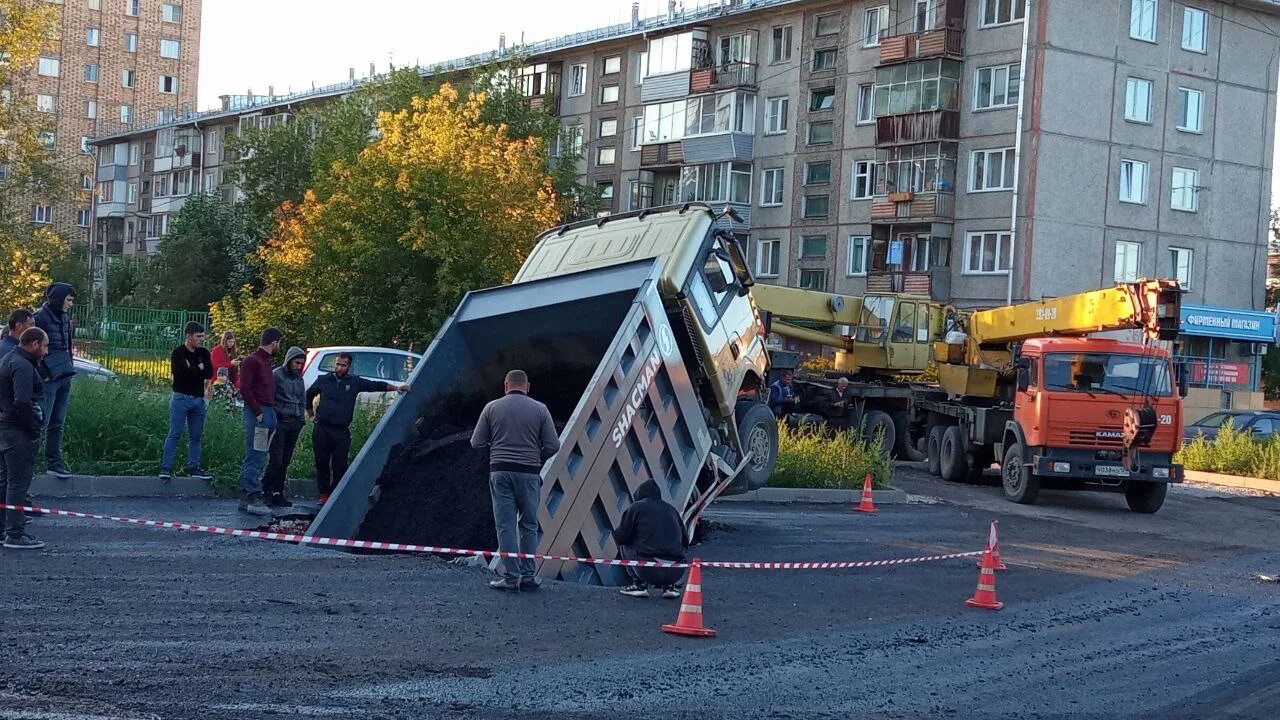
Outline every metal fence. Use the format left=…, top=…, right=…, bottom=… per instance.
left=72, top=305, right=211, bottom=382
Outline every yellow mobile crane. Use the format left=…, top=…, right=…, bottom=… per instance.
left=752, top=279, right=1186, bottom=513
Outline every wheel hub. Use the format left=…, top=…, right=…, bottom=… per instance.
left=748, top=424, right=771, bottom=472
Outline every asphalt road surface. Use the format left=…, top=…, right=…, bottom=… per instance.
left=2, top=467, right=1278, bottom=719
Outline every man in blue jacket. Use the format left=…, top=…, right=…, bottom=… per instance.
left=33, top=283, right=76, bottom=479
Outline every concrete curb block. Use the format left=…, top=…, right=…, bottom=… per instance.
left=29, top=475, right=320, bottom=499
left=1184, top=470, right=1280, bottom=495
left=719, top=487, right=908, bottom=504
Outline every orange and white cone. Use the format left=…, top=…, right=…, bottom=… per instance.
left=854, top=473, right=878, bottom=514
left=977, top=520, right=1008, bottom=571
left=965, top=549, right=1004, bottom=610
left=661, top=558, right=717, bottom=638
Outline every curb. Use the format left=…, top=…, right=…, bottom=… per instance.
left=29, top=475, right=320, bottom=499
left=1183, top=470, right=1280, bottom=495
left=719, top=487, right=908, bottom=505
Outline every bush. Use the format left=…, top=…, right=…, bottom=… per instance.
left=770, top=423, right=892, bottom=490
left=1175, top=421, right=1280, bottom=480
left=64, top=378, right=383, bottom=493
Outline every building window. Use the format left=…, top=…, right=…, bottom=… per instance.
left=77, top=209, right=91, bottom=228
left=86, top=27, right=100, bottom=47
left=802, top=195, right=830, bottom=218
left=913, top=0, right=937, bottom=32
left=159, top=75, right=178, bottom=94
left=119, top=104, right=132, bottom=124
left=127, top=182, right=138, bottom=204
left=1131, top=0, right=1157, bottom=42
left=1119, top=159, right=1148, bottom=204
left=37, top=57, right=60, bottom=77
left=39, top=131, right=56, bottom=149
left=154, top=175, right=169, bottom=198
left=160, top=39, right=181, bottom=59
left=125, top=32, right=137, bottom=53
left=1169, top=247, right=1192, bottom=289
left=634, top=51, right=647, bottom=85
left=628, top=180, right=654, bottom=210
left=630, top=115, right=642, bottom=150
left=812, top=48, right=838, bottom=71
left=770, top=25, right=792, bottom=63
left=1176, top=87, right=1203, bottom=133
left=974, top=63, right=1019, bottom=110
left=598, top=118, right=617, bottom=138
left=600, top=84, right=619, bottom=104
left=640, top=100, right=686, bottom=143
left=807, top=121, right=833, bottom=144
left=597, top=181, right=615, bottom=204
left=764, top=96, right=788, bottom=134
left=678, top=162, right=753, bottom=204
left=596, top=147, right=616, bottom=166
left=815, top=12, right=840, bottom=37
left=1182, top=7, right=1207, bottom=53
left=89, top=0, right=101, bottom=9
left=804, top=161, right=831, bottom=185
left=856, top=83, right=874, bottom=124
left=122, top=69, right=136, bottom=88
left=84, top=99, right=97, bottom=119
left=964, top=231, right=1011, bottom=274
left=569, top=64, right=586, bottom=96
left=981, top=0, right=1026, bottom=26
left=863, top=5, right=888, bottom=47
left=799, top=269, right=827, bottom=291
left=1114, top=240, right=1141, bottom=281
left=646, top=32, right=695, bottom=76
left=1171, top=167, right=1199, bottom=212
left=602, top=55, right=621, bottom=75
left=801, top=235, right=827, bottom=258
left=757, top=239, right=780, bottom=277
left=852, top=160, right=874, bottom=199
left=126, top=0, right=140, bottom=16
left=36, top=94, right=56, bottom=113
left=567, top=124, right=584, bottom=154
left=81, top=174, right=93, bottom=191
left=81, top=136, right=93, bottom=154
left=848, top=236, right=869, bottom=276
left=32, top=205, right=53, bottom=224
left=129, top=143, right=139, bottom=165
left=162, top=2, right=182, bottom=22
left=684, top=91, right=755, bottom=135
left=1124, top=77, right=1153, bottom=123
left=970, top=147, right=1015, bottom=192
left=809, top=87, right=836, bottom=111
left=760, top=167, right=784, bottom=206
left=84, top=63, right=99, bottom=83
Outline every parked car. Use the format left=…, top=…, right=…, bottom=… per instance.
left=1183, top=410, right=1280, bottom=442
left=301, top=346, right=421, bottom=404
left=73, top=356, right=117, bottom=382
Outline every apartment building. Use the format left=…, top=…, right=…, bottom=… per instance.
left=19, top=0, right=200, bottom=249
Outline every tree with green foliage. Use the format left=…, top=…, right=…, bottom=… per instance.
left=136, top=192, right=254, bottom=310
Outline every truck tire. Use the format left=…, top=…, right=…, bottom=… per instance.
left=926, top=426, right=945, bottom=477
left=736, top=402, right=778, bottom=491
left=1124, top=481, right=1167, bottom=514
left=1001, top=443, right=1040, bottom=504
left=891, top=410, right=926, bottom=462
left=939, top=426, right=967, bottom=483
left=863, top=410, right=896, bottom=454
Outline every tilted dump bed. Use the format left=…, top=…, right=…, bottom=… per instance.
left=306, top=259, right=716, bottom=585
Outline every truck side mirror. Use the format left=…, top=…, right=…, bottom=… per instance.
left=1016, top=367, right=1030, bottom=392
left=1176, top=364, right=1189, bottom=398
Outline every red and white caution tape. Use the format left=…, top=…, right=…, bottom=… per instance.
left=2, top=503, right=982, bottom=570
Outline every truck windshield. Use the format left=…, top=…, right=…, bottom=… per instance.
left=853, top=296, right=895, bottom=345
left=1043, top=353, right=1172, bottom=397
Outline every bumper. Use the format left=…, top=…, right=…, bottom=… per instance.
left=1031, top=450, right=1182, bottom=484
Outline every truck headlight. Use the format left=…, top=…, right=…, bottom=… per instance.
left=1052, top=462, right=1071, bottom=473
left=1153, top=467, right=1170, bottom=479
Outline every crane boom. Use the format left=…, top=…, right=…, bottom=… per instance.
left=965, top=279, right=1183, bottom=346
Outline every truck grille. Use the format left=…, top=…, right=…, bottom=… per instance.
left=1066, top=426, right=1124, bottom=448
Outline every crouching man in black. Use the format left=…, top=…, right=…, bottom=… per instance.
left=615, top=479, right=688, bottom=599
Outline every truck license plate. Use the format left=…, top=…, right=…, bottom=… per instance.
left=1095, top=465, right=1130, bottom=478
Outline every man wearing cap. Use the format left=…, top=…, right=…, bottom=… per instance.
left=160, top=322, right=215, bottom=482
left=236, top=328, right=283, bottom=516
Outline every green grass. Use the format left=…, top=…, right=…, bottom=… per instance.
left=770, top=423, right=892, bottom=490
left=64, top=378, right=384, bottom=493
left=1176, top=421, right=1280, bottom=480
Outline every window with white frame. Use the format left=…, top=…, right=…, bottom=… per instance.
left=37, top=57, right=60, bottom=77
left=1118, top=159, right=1148, bottom=204
left=1114, top=240, right=1141, bottom=281
left=970, top=147, right=1015, bottom=192
left=863, top=5, right=888, bottom=47
left=630, top=115, right=642, bottom=150
left=159, top=75, right=178, bottom=94
left=964, top=231, right=1011, bottom=274
left=599, top=118, right=617, bottom=138
left=80, top=136, right=92, bottom=154
left=848, top=235, right=869, bottom=275
left=125, top=32, right=137, bottom=53
left=1131, top=0, right=1156, bottom=42
left=770, top=25, right=792, bottom=63
left=981, top=0, right=1026, bottom=26
left=1124, top=77, right=1153, bottom=123
left=760, top=167, right=784, bottom=206
left=162, top=2, right=182, bottom=22
left=597, top=147, right=616, bottom=166
left=36, top=94, right=56, bottom=113
left=77, top=209, right=91, bottom=227
left=32, top=205, right=53, bottom=224
left=1169, top=247, right=1192, bottom=288
left=603, top=55, right=621, bottom=75
left=856, top=83, right=874, bottom=124
left=122, top=68, right=136, bottom=88
left=600, top=84, right=619, bottom=104
left=913, top=0, right=936, bottom=32
left=974, top=64, right=1019, bottom=110
left=1176, top=88, right=1203, bottom=133
left=160, top=39, right=181, bottom=58
left=84, top=63, right=98, bottom=82
left=1182, top=7, right=1207, bottom=52
left=119, top=104, right=132, bottom=124
left=126, top=0, right=139, bottom=16
left=765, top=96, right=788, bottom=134
left=567, top=124, right=583, bottom=154
left=852, top=160, right=874, bottom=199
left=641, top=100, right=686, bottom=143
left=756, top=239, right=780, bottom=277
left=84, top=99, right=97, bottom=118
left=646, top=32, right=694, bottom=76
left=90, top=0, right=101, bottom=9
left=678, top=162, right=753, bottom=204
left=87, top=27, right=100, bottom=47
left=816, top=12, right=840, bottom=37
left=127, top=182, right=138, bottom=204
left=1171, top=167, right=1199, bottom=211
left=129, top=143, right=139, bottom=165
left=81, top=174, right=92, bottom=191
left=569, top=64, right=586, bottom=96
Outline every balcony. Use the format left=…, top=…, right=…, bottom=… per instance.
left=528, top=94, right=561, bottom=117
left=878, top=28, right=963, bottom=66
left=681, top=132, right=753, bottom=164
left=640, top=141, right=685, bottom=168
left=690, top=61, right=758, bottom=93
left=866, top=270, right=951, bottom=300
left=875, top=109, right=960, bottom=146
left=871, top=192, right=955, bottom=222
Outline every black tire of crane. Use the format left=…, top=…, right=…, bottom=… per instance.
left=862, top=410, right=896, bottom=457
left=891, top=410, right=925, bottom=462
left=926, top=426, right=946, bottom=477
left=939, top=426, right=968, bottom=483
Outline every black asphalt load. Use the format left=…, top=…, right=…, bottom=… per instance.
left=2, top=466, right=1279, bottom=719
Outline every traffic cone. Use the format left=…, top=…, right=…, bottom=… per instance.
left=965, top=549, right=1004, bottom=610
left=661, top=558, right=716, bottom=638
left=977, top=520, right=1008, bottom=571
left=854, top=472, right=878, bottom=514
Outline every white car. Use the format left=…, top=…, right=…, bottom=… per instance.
left=73, top=356, right=118, bottom=381
left=301, top=346, right=420, bottom=404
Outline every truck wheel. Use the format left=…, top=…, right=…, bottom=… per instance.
left=736, top=402, right=778, bottom=491
left=891, top=410, right=925, bottom=462
left=939, top=426, right=967, bottom=483
left=926, top=426, right=945, bottom=477
left=1124, top=481, right=1167, bottom=514
left=1001, top=443, right=1040, bottom=504
left=863, top=410, right=896, bottom=454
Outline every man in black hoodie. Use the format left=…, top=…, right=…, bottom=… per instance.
left=613, top=479, right=688, bottom=599
left=0, top=328, right=49, bottom=549
left=33, top=283, right=76, bottom=479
